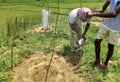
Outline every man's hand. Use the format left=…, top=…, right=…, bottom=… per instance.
left=82, top=34, right=86, bottom=39
left=86, top=12, right=101, bottom=18
left=86, top=12, right=94, bottom=18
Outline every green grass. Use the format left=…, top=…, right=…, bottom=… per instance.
left=0, top=1, right=120, bottom=82
left=0, top=0, right=105, bottom=3
left=0, top=2, right=104, bottom=37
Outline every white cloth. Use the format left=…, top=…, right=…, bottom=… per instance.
left=103, top=0, right=120, bottom=32
left=68, top=8, right=91, bottom=23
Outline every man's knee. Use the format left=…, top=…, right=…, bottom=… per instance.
left=94, top=39, right=102, bottom=47
left=108, top=43, right=114, bottom=49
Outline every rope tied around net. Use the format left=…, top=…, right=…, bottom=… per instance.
left=45, top=0, right=60, bottom=82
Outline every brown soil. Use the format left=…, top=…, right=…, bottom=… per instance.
left=10, top=24, right=86, bottom=82
left=10, top=51, right=85, bottom=82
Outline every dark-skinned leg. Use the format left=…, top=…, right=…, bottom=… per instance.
left=94, top=39, right=103, bottom=65
left=101, top=43, right=114, bottom=69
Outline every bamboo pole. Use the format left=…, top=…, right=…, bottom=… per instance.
left=45, top=0, right=60, bottom=82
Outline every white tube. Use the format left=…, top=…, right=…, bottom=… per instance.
left=42, top=9, right=50, bottom=30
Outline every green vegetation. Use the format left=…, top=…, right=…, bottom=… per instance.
left=0, top=0, right=105, bottom=3
left=0, top=0, right=120, bottom=82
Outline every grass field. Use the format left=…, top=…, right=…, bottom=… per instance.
left=0, top=0, right=120, bottom=82
left=0, top=0, right=105, bottom=3
left=0, top=1, right=103, bottom=37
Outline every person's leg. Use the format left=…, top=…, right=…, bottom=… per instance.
left=69, top=23, right=76, bottom=52
left=93, top=25, right=108, bottom=65
left=70, top=21, right=82, bottom=48
left=101, top=43, right=114, bottom=69
left=76, top=20, right=82, bottom=46
left=94, top=39, right=103, bottom=65
left=101, top=30, right=119, bottom=69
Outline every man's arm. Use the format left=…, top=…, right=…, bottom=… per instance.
left=92, top=1, right=110, bottom=13
left=87, top=2, right=120, bottom=18
left=82, top=22, right=90, bottom=38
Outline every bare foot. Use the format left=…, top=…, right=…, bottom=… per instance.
left=92, top=61, right=103, bottom=67
left=101, top=64, right=108, bottom=70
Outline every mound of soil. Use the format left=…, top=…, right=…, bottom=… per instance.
left=10, top=51, right=85, bottom=82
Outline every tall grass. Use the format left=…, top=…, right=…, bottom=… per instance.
left=0, top=8, right=42, bottom=81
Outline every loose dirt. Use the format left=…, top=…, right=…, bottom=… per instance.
left=10, top=23, right=87, bottom=82
left=10, top=51, right=85, bottom=82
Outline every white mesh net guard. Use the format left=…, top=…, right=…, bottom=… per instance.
left=42, top=9, right=50, bottom=30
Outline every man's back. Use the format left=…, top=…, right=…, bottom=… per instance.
left=68, top=8, right=91, bottom=23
